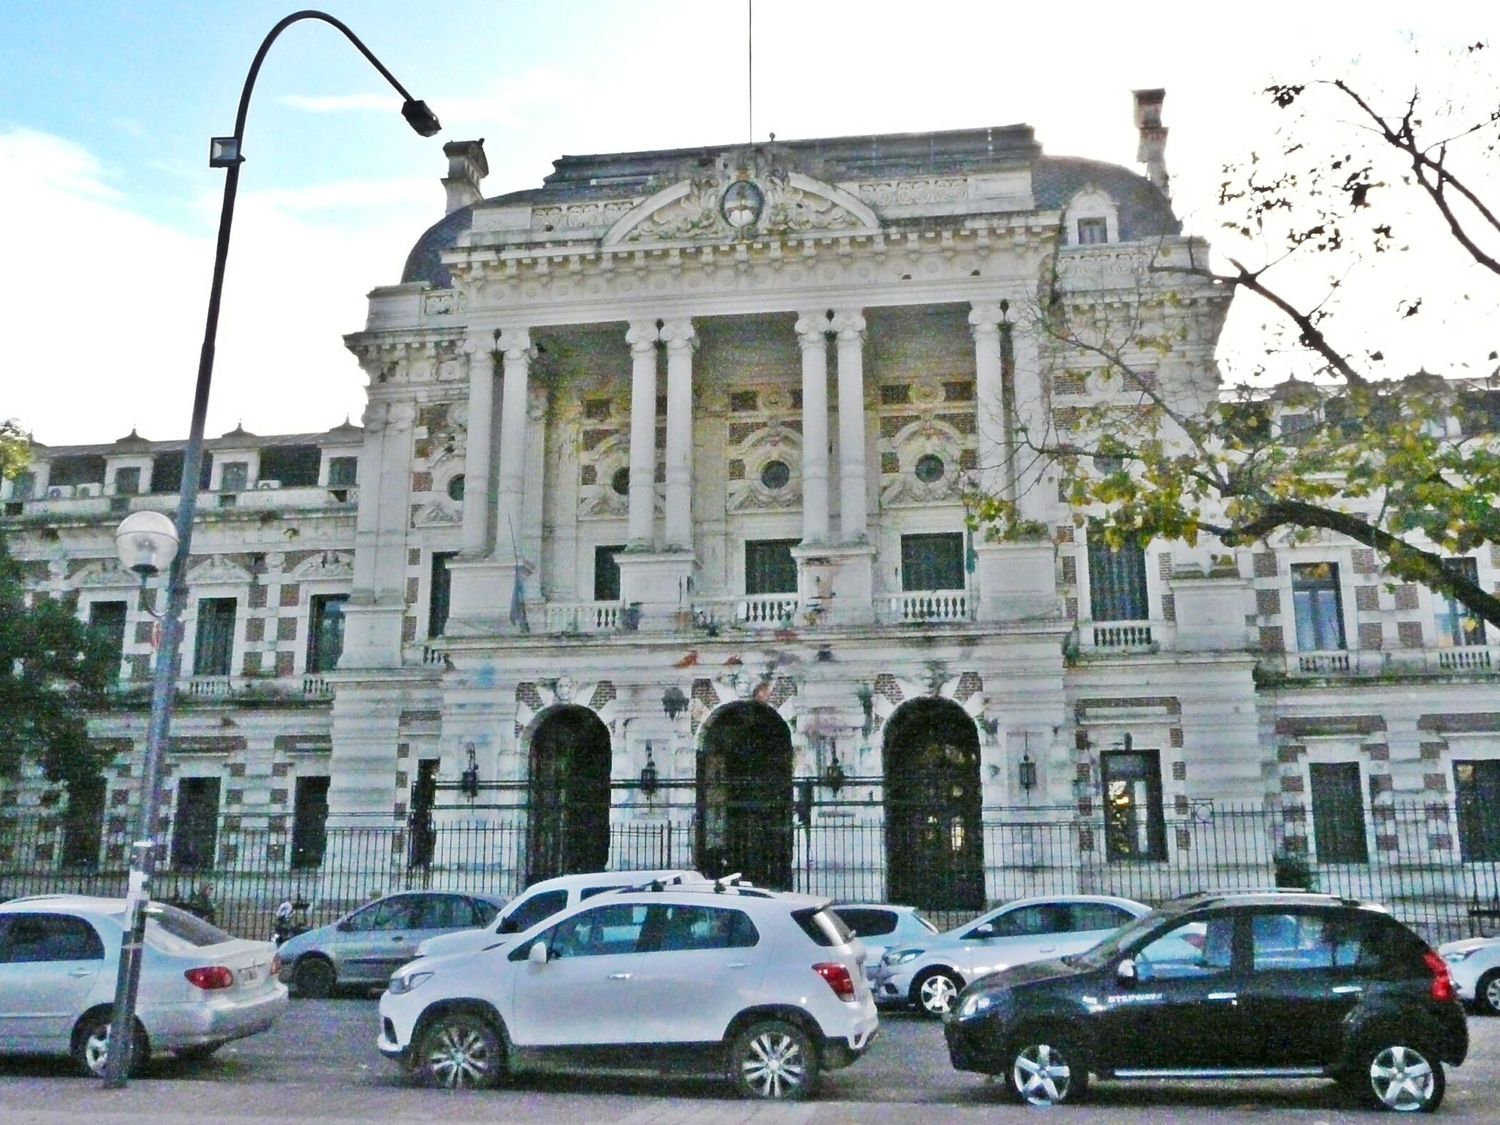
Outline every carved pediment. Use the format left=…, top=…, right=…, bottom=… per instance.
left=290, top=551, right=355, bottom=579
left=187, top=556, right=254, bottom=587
left=605, top=171, right=878, bottom=246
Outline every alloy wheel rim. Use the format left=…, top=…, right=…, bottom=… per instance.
left=1368, top=1045, right=1434, bottom=1111
left=1014, top=1044, right=1071, bottom=1106
left=83, top=1026, right=111, bottom=1076
left=920, top=975, right=957, bottom=1014
left=1486, top=975, right=1500, bottom=1011
left=741, top=1030, right=805, bottom=1098
left=427, top=1023, right=494, bottom=1088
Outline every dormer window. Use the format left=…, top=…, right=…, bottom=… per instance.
left=1076, top=217, right=1109, bottom=245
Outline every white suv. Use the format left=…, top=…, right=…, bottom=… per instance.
left=415, top=869, right=696, bottom=959
left=379, top=882, right=878, bottom=1099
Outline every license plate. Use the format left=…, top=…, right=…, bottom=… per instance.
left=240, top=966, right=258, bottom=982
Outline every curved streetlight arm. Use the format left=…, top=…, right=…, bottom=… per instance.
left=102, top=10, right=438, bottom=1089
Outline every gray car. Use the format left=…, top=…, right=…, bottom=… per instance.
left=832, top=903, right=939, bottom=975
left=0, top=894, right=287, bottom=1075
left=277, top=890, right=508, bottom=997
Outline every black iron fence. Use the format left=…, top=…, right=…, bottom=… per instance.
left=2, top=800, right=1498, bottom=946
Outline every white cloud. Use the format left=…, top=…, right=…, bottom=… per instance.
left=0, top=128, right=432, bottom=446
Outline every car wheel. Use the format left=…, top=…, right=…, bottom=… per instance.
left=416, top=1010, right=506, bottom=1089
left=72, top=1011, right=147, bottom=1078
left=1477, top=969, right=1500, bottom=1016
left=729, top=1018, right=819, bottom=1100
left=1008, top=1038, right=1088, bottom=1106
left=293, top=956, right=336, bottom=999
left=1360, top=1043, right=1445, bottom=1113
left=913, top=967, right=963, bottom=1018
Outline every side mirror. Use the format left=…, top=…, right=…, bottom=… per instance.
left=973, top=923, right=995, bottom=938
left=498, top=916, right=520, bottom=935
left=1116, top=958, right=1137, bottom=984
left=528, top=941, right=549, bottom=965
left=336, top=920, right=353, bottom=933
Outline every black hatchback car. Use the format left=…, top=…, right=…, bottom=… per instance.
left=945, top=891, right=1467, bottom=1112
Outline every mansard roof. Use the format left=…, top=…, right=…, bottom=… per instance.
left=401, top=123, right=1179, bottom=288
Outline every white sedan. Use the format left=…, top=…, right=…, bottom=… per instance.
left=0, top=894, right=288, bottom=1075
left=869, top=893, right=1150, bottom=1017
left=1439, top=934, right=1500, bottom=1014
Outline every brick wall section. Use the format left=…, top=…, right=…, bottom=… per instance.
left=1254, top=552, right=1278, bottom=578
left=1358, top=623, right=1384, bottom=649
left=1161, top=594, right=1175, bottom=622
left=279, top=583, right=300, bottom=608
left=1397, top=621, right=1425, bottom=649
left=1259, top=626, right=1284, bottom=652
left=1352, top=548, right=1378, bottom=574
left=1355, top=585, right=1381, bottom=612
left=245, top=617, right=265, bottom=643
left=1394, top=585, right=1420, bottom=611
left=1255, top=589, right=1281, bottom=617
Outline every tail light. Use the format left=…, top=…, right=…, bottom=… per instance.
left=1424, top=949, right=1456, bottom=1003
left=813, top=962, right=857, bottom=1002
left=185, top=965, right=235, bottom=991
left=270, top=954, right=282, bottom=977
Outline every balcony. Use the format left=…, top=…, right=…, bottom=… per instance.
left=1078, top=619, right=1171, bottom=654
left=1270, top=646, right=1500, bottom=680
left=543, top=601, right=626, bottom=634
left=886, top=589, right=971, bottom=624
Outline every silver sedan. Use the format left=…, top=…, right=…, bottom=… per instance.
left=0, top=894, right=287, bottom=1075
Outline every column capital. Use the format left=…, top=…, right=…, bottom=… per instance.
left=461, top=330, right=498, bottom=358
left=659, top=317, right=698, bottom=351
left=495, top=327, right=533, bottom=362
left=795, top=310, right=832, bottom=344
left=830, top=309, right=866, bottom=339
left=968, top=302, right=1006, bottom=336
left=625, top=320, right=659, bottom=352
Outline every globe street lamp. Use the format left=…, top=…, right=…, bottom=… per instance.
left=102, top=10, right=439, bottom=1088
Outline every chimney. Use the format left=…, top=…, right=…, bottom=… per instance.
left=1132, top=89, right=1169, bottom=197
left=442, top=139, right=488, bottom=215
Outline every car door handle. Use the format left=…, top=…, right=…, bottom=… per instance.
left=607, top=972, right=633, bottom=980
left=1038, top=946, right=1056, bottom=953
left=1206, top=991, right=1238, bottom=1001
left=1331, top=985, right=1363, bottom=995
left=726, top=961, right=751, bottom=969
left=68, top=968, right=93, bottom=978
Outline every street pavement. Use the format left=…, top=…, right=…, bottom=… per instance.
left=1, top=999, right=1497, bottom=1122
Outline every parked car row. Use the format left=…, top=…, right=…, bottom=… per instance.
left=0, top=880, right=1486, bottom=1110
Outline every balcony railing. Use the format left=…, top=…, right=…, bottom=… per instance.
left=542, top=601, right=625, bottom=634
left=691, top=595, right=802, bottom=630
left=887, top=589, right=971, bottom=624
left=1084, top=620, right=1160, bottom=652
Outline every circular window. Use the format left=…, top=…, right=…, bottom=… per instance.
left=914, top=454, right=945, bottom=484
left=611, top=467, right=631, bottom=496
left=760, top=459, right=791, bottom=491
left=447, top=475, right=465, bottom=501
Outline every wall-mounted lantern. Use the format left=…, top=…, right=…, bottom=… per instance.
left=460, top=742, right=479, bottom=801
left=1018, top=751, right=1038, bottom=795
left=822, top=742, right=847, bottom=795
left=661, top=685, right=689, bottom=720
left=639, top=742, right=660, bottom=799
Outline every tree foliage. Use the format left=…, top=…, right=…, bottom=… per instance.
left=0, top=535, right=117, bottom=792
left=0, top=418, right=30, bottom=483
left=977, top=41, right=1500, bottom=628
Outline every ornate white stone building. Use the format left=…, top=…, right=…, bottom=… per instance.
left=5, top=92, right=1499, bottom=918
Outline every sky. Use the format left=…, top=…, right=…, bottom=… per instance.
left=0, top=0, right=1489, bottom=447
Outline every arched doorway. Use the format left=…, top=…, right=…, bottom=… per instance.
left=527, top=705, right=612, bottom=884
left=697, top=701, right=794, bottom=889
left=883, top=698, right=985, bottom=910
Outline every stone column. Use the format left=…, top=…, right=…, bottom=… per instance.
left=796, top=311, right=831, bottom=544
left=969, top=302, right=1009, bottom=500
left=625, top=320, right=658, bottom=549
left=661, top=318, right=697, bottom=551
left=832, top=310, right=868, bottom=543
left=342, top=399, right=415, bottom=666
left=494, top=328, right=533, bottom=564
left=460, top=333, right=497, bottom=558
left=1010, top=325, right=1054, bottom=524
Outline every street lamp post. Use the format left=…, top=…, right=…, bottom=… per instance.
left=102, top=10, right=439, bottom=1088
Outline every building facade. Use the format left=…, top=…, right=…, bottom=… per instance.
left=4, top=93, right=1499, bottom=922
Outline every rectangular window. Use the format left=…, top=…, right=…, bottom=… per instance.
left=594, top=545, right=623, bottom=601
left=1309, top=762, right=1368, bottom=863
left=1435, top=557, right=1484, bottom=648
left=1101, top=749, right=1166, bottom=861
left=1456, top=760, right=1500, bottom=862
left=61, top=775, right=107, bottom=870
left=746, top=539, right=798, bottom=595
left=290, top=776, right=330, bottom=869
left=428, top=551, right=456, bottom=638
left=1076, top=217, right=1108, bottom=244
left=306, top=594, right=348, bottom=673
left=171, top=777, right=221, bottom=870
left=12, top=471, right=35, bottom=500
left=408, top=760, right=438, bottom=869
left=327, top=456, right=358, bottom=487
left=900, top=532, right=965, bottom=591
left=192, top=597, right=236, bottom=676
left=220, top=461, right=248, bottom=492
left=88, top=600, right=128, bottom=678
left=113, top=467, right=141, bottom=495
left=149, top=451, right=213, bottom=494
left=1291, top=562, right=1345, bottom=651
left=259, top=444, right=321, bottom=487
left=1088, top=532, right=1149, bottom=621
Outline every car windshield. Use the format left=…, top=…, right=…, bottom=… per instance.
left=144, top=901, right=235, bottom=950
left=1064, top=908, right=1173, bottom=968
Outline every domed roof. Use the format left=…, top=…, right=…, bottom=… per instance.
left=400, top=125, right=1180, bottom=288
